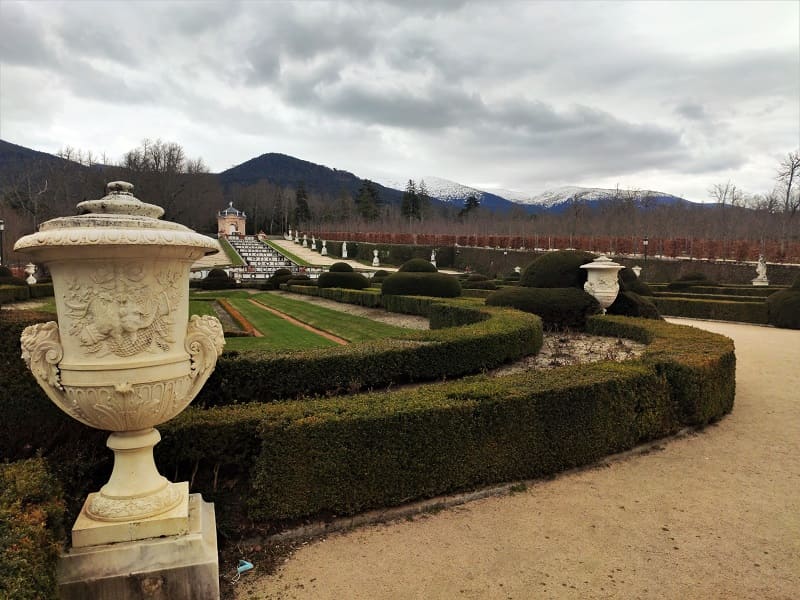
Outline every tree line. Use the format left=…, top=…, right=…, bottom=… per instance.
left=1, top=139, right=797, bottom=265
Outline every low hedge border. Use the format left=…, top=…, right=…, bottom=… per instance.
left=654, top=284, right=782, bottom=297
left=157, top=315, right=735, bottom=522
left=196, top=299, right=542, bottom=406
left=655, top=291, right=768, bottom=303
left=0, top=284, right=54, bottom=305
left=653, top=296, right=768, bottom=324
left=0, top=311, right=734, bottom=579
left=1, top=458, right=65, bottom=600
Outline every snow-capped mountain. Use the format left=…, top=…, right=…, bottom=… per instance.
left=376, top=175, right=520, bottom=211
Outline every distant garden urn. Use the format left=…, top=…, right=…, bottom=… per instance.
left=580, top=255, right=624, bottom=314
left=14, top=181, right=224, bottom=532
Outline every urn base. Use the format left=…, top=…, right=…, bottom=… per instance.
left=73, top=482, right=190, bottom=548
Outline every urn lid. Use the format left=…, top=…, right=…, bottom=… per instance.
left=14, top=181, right=218, bottom=257
left=580, top=255, right=623, bottom=270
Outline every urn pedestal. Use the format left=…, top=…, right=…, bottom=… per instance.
left=15, top=182, right=225, bottom=599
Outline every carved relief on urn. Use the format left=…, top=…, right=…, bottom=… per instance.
left=580, top=255, right=624, bottom=314
left=15, top=182, right=225, bottom=534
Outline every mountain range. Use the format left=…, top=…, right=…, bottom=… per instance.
left=0, top=139, right=699, bottom=215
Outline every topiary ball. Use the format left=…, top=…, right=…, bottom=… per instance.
left=206, top=268, right=230, bottom=279
left=520, top=250, right=596, bottom=289
left=318, top=271, right=369, bottom=290
left=619, top=267, right=653, bottom=296
left=329, top=262, right=354, bottom=273
left=381, top=272, right=461, bottom=297
left=486, top=286, right=600, bottom=330
left=200, top=268, right=237, bottom=290
left=607, top=291, right=661, bottom=319
left=268, top=268, right=294, bottom=289
left=767, top=288, right=800, bottom=329
left=466, top=273, right=489, bottom=282
left=398, top=258, right=438, bottom=273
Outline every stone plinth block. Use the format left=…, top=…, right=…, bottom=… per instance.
left=58, top=494, right=219, bottom=600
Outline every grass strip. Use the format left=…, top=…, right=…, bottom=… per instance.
left=252, top=291, right=408, bottom=342
left=262, top=239, right=312, bottom=267
left=218, top=237, right=246, bottom=267
left=224, top=297, right=337, bottom=351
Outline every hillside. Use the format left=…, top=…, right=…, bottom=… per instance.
left=218, top=152, right=405, bottom=205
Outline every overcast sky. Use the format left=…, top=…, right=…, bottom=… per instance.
left=1, top=0, right=798, bottom=201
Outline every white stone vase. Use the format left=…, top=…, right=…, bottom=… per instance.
left=580, top=255, right=624, bottom=313
left=15, top=181, right=225, bottom=526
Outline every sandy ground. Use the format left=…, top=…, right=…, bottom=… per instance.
left=234, top=318, right=800, bottom=600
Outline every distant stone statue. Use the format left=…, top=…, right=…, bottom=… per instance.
left=25, top=263, right=37, bottom=285
left=287, top=228, right=292, bottom=241
left=302, top=234, right=308, bottom=248
left=321, top=240, right=328, bottom=256
left=311, top=237, right=317, bottom=251
left=752, top=255, right=769, bottom=286
left=342, top=241, right=348, bottom=258
left=372, top=249, right=380, bottom=267
left=430, top=250, right=436, bottom=268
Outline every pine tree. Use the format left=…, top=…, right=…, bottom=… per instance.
left=417, top=179, right=431, bottom=221
left=402, top=179, right=419, bottom=220
left=459, top=194, right=480, bottom=217
left=356, top=179, right=380, bottom=220
left=294, top=182, right=312, bottom=225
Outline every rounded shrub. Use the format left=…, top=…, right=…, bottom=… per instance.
left=608, top=291, right=661, bottom=319
left=619, top=267, right=653, bottom=296
left=370, top=269, right=390, bottom=284
left=286, top=275, right=314, bottom=287
left=462, top=274, right=497, bottom=290
left=667, top=271, right=716, bottom=291
left=767, top=286, right=800, bottom=329
left=329, top=262, right=354, bottom=273
left=398, top=258, right=437, bottom=273
left=381, top=272, right=462, bottom=298
left=486, top=286, right=600, bottom=330
left=267, top=268, right=293, bottom=289
left=199, top=268, right=237, bottom=290
left=520, top=250, right=596, bottom=289
left=318, top=271, right=370, bottom=290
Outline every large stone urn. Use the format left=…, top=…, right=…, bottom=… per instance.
left=580, top=255, right=624, bottom=313
left=14, top=182, right=224, bottom=547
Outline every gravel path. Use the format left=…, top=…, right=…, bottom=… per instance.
left=235, top=318, right=800, bottom=600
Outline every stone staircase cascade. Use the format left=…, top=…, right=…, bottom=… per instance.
left=227, top=236, right=299, bottom=282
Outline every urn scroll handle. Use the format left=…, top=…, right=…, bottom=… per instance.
left=184, top=315, right=226, bottom=402
left=20, top=321, right=96, bottom=428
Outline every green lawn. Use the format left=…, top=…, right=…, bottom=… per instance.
left=189, top=300, right=217, bottom=318
left=262, top=239, right=312, bottom=266
left=223, top=297, right=338, bottom=351
left=252, top=292, right=408, bottom=342
left=218, top=237, right=245, bottom=266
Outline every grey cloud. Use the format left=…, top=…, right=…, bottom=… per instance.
left=0, top=3, right=55, bottom=67
left=675, top=102, right=708, bottom=121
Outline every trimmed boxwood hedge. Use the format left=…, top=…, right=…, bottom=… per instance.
left=381, top=272, right=462, bottom=298
left=766, top=286, right=800, bottom=329
left=155, top=315, right=734, bottom=521
left=398, top=258, right=437, bottom=273
left=608, top=291, right=661, bottom=320
left=654, top=296, right=768, bottom=324
left=1, top=459, right=65, bottom=600
left=0, top=309, right=734, bottom=565
left=195, top=300, right=541, bottom=406
left=486, top=286, right=600, bottom=330
left=520, top=250, right=596, bottom=288
left=317, top=271, right=370, bottom=290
